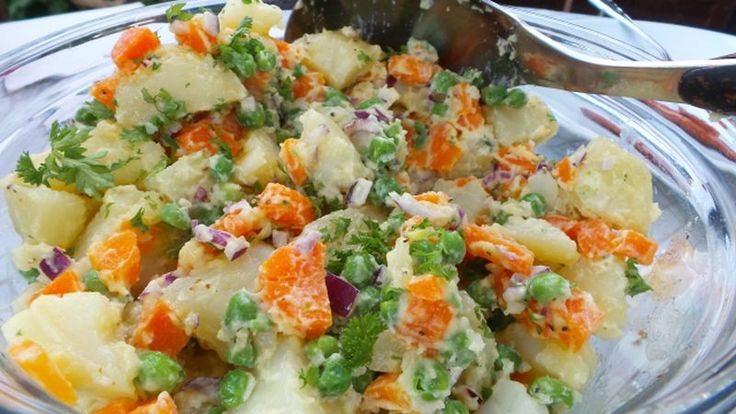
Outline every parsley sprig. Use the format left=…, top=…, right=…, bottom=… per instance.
left=338, top=313, right=385, bottom=369
left=15, top=122, right=114, bottom=199
left=121, top=88, right=187, bottom=142
left=624, top=258, right=652, bottom=296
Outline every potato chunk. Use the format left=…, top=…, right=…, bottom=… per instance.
left=2, top=174, right=95, bottom=249
left=2, top=293, right=139, bottom=411
left=232, top=129, right=286, bottom=186
left=295, top=30, right=383, bottom=89
left=83, top=121, right=166, bottom=186
left=559, top=256, right=628, bottom=339
left=144, top=151, right=213, bottom=203
left=478, top=379, right=547, bottom=414
left=115, top=47, right=246, bottom=128
left=218, top=0, right=283, bottom=36
left=501, top=216, right=579, bottom=266
left=486, top=95, right=558, bottom=146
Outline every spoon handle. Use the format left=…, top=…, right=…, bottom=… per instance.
left=679, top=65, right=736, bottom=113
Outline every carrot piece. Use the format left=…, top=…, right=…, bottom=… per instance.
left=543, top=214, right=579, bottom=239
left=414, top=191, right=449, bottom=205
left=497, top=144, right=538, bottom=175
left=174, top=118, right=242, bottom=156
left=131, top=300, right=190, bottom=357
left=452, top=83, right=484, bottom=130
left=428, top=122, right=463, bottom=173
left=397, top=286, right=454, bottom=347
left=92, top=399, right=139, bottom=414
left=128, top=392, right=177, bottom=414
left=31, top=269, right=83, bottom=303
left=363, top=373, right=411, bottom=412
left=612, top=229, right=658, bottom=265
left=258, top=183, right=315, bottom=231
left=510, top=370, right=536, bottom=386
left=406, top=274, right=447, bottom=301
left=111, top=28, right=161, bottom=72
left=9, top=340, right=77, bottom=405
left=258, top=240, right=332, bottom=339
left=243, top=70, right=273, bottom=100
left=88, top=230, right=141, bottom=293
left=576, top=219, right=614, bottom=260
left=90, top=74, right=120, bottom=110
left=174, top=19, right=217, bottom=54
left=464, top=224, right=534, bottom=275
left=279, top=138, right=308, bottom=186
left=292, top=72, right=326, bottom=102
left=558, top=289, right=604, bottom=351
left=213, top=203, right=265, bottom=238
left=555, top=157, right=574, bottom=183
left=387, top=54, right=435, bottom=85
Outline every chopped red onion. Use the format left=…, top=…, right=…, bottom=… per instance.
left=193, top=223, right=249, bottom=261
left=139, top=273, right=176, bottom=299
left=293, top=230, right=322, bottom=254
left=193, top=186, right=209, bottom=202
left=386, top=75, right=397, bottom=87
left=482, top=170, right=513, bottom=188
left=170, top=19, right=188, bottom=35
left=325, top=272, right=359, bottom=317
left=372, top=265, right=388, bottom=285
left=355, top=110, right=370, bottom=120
left=388, top=192, right=460, bottom=227
left=346, top=178, right=373, bottom=207
left=272, top=230, right=289, bottom=248
left=39, top=247, right=72, bottom=280
left=163, top=271, right=179, bottom=285
left=371, top=107, right=391, bottom=123
left=449, top=207, right=467, bottom=231
left=344, top=117, right=383, bottom=136
left=201, top=12, right=219, bottom=37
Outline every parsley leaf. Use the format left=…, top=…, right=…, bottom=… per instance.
left=15, top=153, right=44, bottom=186
left=18, top=268, right=40, bottom=283
left=339, top=313, right=386, bottom=368
left=122, top=89, right=187, bottom=142
left=165, top=3, right=193, bottom=22
left=209, top=142, right=234, bottom=182
left=75, top=100, right=114, bottom=126
left=321, top=217, right=351, bottom=243
left=348, top=219, right=394, bottom=265
left=624, top=258, right=652, bottom=296
left=357, top=50, right=372, bottom=64
left=130, top=208, right=149, bottom=232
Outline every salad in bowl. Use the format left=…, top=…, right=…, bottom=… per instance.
left=0, top=1, right=661, bottom=413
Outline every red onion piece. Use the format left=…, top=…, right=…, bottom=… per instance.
left=201, top=12, right=219, bottom=37
left=371, top=107, right=391, bottom=123
left=388, top=192, right=460, bottom=227
left=193, top=186, right=209, bottom=202
left=293, top=230, right=322, bottom=254
left=355, top=110, right=370, bottom=120
left=163, top=271, right=179, bottom=285
left=224, top=236, right=249, bottom=261
left=386, top=75, right=397, bottom=87
left=346, top=178, right=373, bottom=207
left=372, top=265, right=388, bottom=285
left=139, top=272, right=177, bottom=299
left=193, top=223, right=249, bottom=261
left=39, top=247, right=72, bottom=280
left=325, top=272, right=359, bottom=317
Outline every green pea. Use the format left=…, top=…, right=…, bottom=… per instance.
left=224, top=291, right=259, bottom=331
left=443, top=400, right=470, bottom=414
left=237, top=104, right=266, bottom=129
left=356, top=97, right=383, bottom=110
left=226, top=342, right=257, bottom=368
left=214, top=183, right=244, bottom=203
left=324, top=88, right=348, bottom=107
left=466, top=278, right=496, bottom=308
left=317, top=354, right=352, bottom=397
left=210, top=153, right=233, bottom=182
left=342, top=253, right=379, bottom=287
left=528, top=375, right=574, bottom=407
left=134, top=351, right=185, bottom=393
left=255, top=49, right=277, bottom=71
left=248, top=313, right=272, bottom=333
left=352, top=371, right=375, bottom=394
left=384, top=121, right=403, bottom=139
left=504, top=88, right=528, bottom=108
left=527, top=272, right=570, bottom=306
left=369, top=175, right=402, bottom=206
left=432, top=101, right=449, bottom=116
left=520, top=192, right=548, bottom=217
left=495, top=343, right=522, bottom=372
left=493, top=210, right=511, bottom=225
left=355, top=286, right=382, bottom=315
left=305, top=335, right=339, bottom=363
left=82, top=270, right=108, bottom=294
left=431, top=70, right=460, bottom=95
left=412, top=358, right=450, bottom=401
left=440, top=231, right=466, bottom=265
left=441, top=332, right=476, bottom=369
left=367, top=137, right=397, bottom=167
left=159, top=203, right=190, bottom=230
left=379, top=299, right=400, bottom=325
left=481, top=85, right=508, bottom=106
left=219, top=369, right=254, bottom=409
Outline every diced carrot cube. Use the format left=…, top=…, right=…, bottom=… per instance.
left=91, top=74, right=120, bottom=110
left=31, top=270, right=83, bottom=303
left=174, top=19, right=217, bottom=54
left=363, top=373, right=411, bottom=412
left=111, top=28, right=161, bottom=72
left=292, top=72, right=326, bottom=102
left=429, top=122, right=463, bottom=173
left=544, top=214, right=579, bottom=239
left=555, top=157, right=574, bottom=183
left=414, top=191, right=449, bottom=205
left=558, top=289, right=604, bottom=351
left=576, top=219, right=614, bottom=259
left=88, top=230, right=141, bottom=293
left=612, top=229, right=658, bottom=265
left=131, top=300, right=190, bottom=357
left=174, top=118, right=242, bottom=156
left=279, top=138, right=308, bottom=186
left=464, top=224, right=534, bottom=275
left=452, top=83, right=484, bottom=130
left=388, top=54, right=435, bottom=85
left=257, top=183, right=315, bottom=231
left=9, top=340, right=77, bottom=405
left=406, top=275, right=447, bottom=301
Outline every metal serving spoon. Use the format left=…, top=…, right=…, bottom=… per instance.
left=285, top=0, right=736, bottom=114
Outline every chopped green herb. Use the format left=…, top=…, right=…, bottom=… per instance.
left=159, top=203, right=191, bottom=230
left=75, top=100, right=114, bottom=126
left=323, top=87, right=348, bottom=107
left=355, top=97, right=383, bottom=110
left=493, top=210, right=511, bottom=225
left=413, top=121, right=429, bottom=149
left=624, top=258, right=652, bottom=296
left=82, top=270, right=109, bottom=294
left=339, top=312, right=386, bottom=368
left=357, top=50, right=373, bottom=64
left=165, top=3, right=193, bottom=22
left=432, top=101, right=449, bottom=116
left=520, top=192, right=547, bottom=217
left=130, top=208, right=149, bottom=232
left=431, top=70, right=460, bottom=95
left=18, top=268, right=40, bottom=283
left=320, top=217, right=351, bottom=243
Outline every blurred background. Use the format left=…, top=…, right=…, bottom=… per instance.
left=0, top=0, right=735, bottom=33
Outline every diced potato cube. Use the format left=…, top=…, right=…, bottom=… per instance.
left=83, top=121, right=166, bottom=186
left=2, top=174, right=95, bottom=249
left=11, top=243, right=53, bottom=273
left=452, top=125, right=496, bottom=178
left=144, top=151, right=213, bottom=203
left=369, top=331, right=406, bottom=373
left=163, top=242, right=273, bottom=357
left=74, top=185, right=163, bottom=257
left=295, top=30, right=383, bottom=89
left=386, top=236, right=413, bottom=288
left=560, top=256, right=628, bottom=340
left=293, top=109, right=372, bottom=199
left=433, top=178, right=489, bottom=223
left=486, top=95, right=558, bottom=146
left=232, top=129, right=286, bottom=186
left=2, top=293, right=139, bottom=410
left=499, top=323, right=597, bottom=390
left=115, top=47, right=246, bottom=128
left=218, top=0, right=283, bottom=36
left=478, top=379, right=548, bottom=414
left=501, top=216, right=579, bottom=266
left=571, top=138, right=660, bottom=232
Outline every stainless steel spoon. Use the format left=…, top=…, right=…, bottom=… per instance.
left=285, top=0, right=736, bottom=114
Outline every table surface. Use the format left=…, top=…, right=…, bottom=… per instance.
left=1, top=2, right=736, bottom=60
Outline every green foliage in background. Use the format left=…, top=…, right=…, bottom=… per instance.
left=8, top=0, right=76, bottom=20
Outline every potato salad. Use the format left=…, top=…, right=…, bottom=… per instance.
left=1, top=1, right=661, bottom=413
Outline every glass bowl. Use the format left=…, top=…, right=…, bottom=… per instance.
left=1, top=2, right=736, bottom=413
